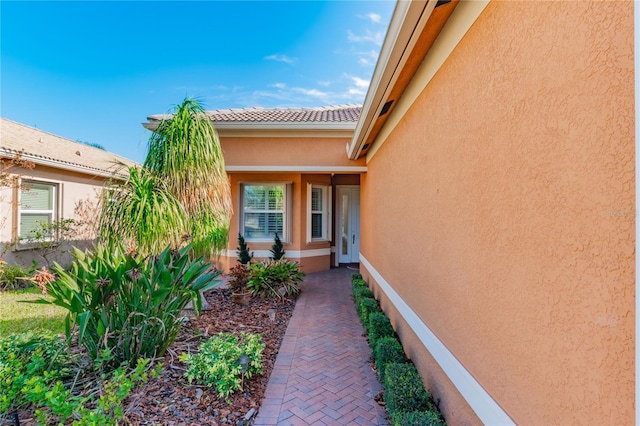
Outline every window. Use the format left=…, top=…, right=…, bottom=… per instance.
left=307, top=184, right=331, bottom=242
left=241, top=184, right=288, bottom=241
left=19, top=181, right=57, bottom=242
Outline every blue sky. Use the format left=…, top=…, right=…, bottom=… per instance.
left=1, top=1, right=395, bottom=164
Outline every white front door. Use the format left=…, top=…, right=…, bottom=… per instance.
left=337, top=186, right=360, bottom=264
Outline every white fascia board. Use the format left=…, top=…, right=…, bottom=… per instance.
left=214, top=122, right=356, bottom=131
left=222, top=248, right=331, bottom=258
left=225, top=165, right=367, bottom=173
left=348, top=0, right=435, bottom=159
left=366, top=0, right=490, bottom=163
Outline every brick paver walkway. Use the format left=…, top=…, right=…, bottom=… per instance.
left=253, top=267, right=389, bottom=425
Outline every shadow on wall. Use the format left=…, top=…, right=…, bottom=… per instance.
left=1, top=239, right=96, bottom=270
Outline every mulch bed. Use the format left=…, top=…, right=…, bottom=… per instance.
left=5, top=286, right=296, bottom=426
left=123, top=288, right=297, bottom=426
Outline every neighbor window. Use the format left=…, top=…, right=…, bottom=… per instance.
left=241, top=184, right=289, bottom=241
left=307, top=184, right=331, bottom=242
left=19, top=181, right=57, bottom=242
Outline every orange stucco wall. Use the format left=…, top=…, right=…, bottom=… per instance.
left=219, top=172, right=335, bottom=273
left=220, top=136, right=366, bottom=168
left=361, top=1, right=634, bottom=424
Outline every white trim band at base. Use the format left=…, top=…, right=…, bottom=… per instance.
left=223, top=248, right=331, bottom=259
left=359, top=254, right=515, bottom=425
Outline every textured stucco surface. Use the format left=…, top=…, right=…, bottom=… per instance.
left=1, top=165, right=106, bottom=267
left=220, top=136, right=365, bottom=168
left=360, top=1, right=634, bottom=424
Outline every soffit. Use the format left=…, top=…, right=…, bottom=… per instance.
left=349, top=0, right=459, bottom=159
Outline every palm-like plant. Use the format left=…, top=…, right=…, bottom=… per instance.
left=145, top=98, right=232, bottom=257
left=98, top=166, right=187, bottom=255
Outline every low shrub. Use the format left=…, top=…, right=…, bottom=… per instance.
left=0, top=260, right=33, bottom=291
left=351, top=277, right=367, bottom=293
left=247, top=259, right=304, bottom=298
left=358, top=297, right=381, bottom=326
left=270, top=233, right=285, bottom=260
left=383, top=363, right=437, bottom=416
left=0, top=332, right=156, bottom=425
left=351, top=273, right=363, bottom=282
left=181, top=332, right=265, bottom=398
left=352, top=285, right=374, bottom=303
left=375, top=337, right=406, bottom=383
left=0, top=332, right=75, bottom=413
left=38, top=243, right=221, bottom=370
left=390, top=410, right=446, bottom=426
left=368, top=312, right=395, bottom=348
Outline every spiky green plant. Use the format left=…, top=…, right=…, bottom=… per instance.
left=144, top=98, right=232, bottom=258
left=98, top=166, right=187, bottom=255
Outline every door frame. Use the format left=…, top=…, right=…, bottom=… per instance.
left=334, top=185, right=360, bottom=267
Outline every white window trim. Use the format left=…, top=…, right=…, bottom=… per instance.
left=306, top=183, right=331, bottom=243
left=239, top=182, right=292, bottom=243
left=17, top=179, right=60, bottom=247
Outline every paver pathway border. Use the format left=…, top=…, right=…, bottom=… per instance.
left=253, top=267, right=389, bottom=425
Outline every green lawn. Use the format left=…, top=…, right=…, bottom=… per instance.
left=0, top=287, right=66, bottom=336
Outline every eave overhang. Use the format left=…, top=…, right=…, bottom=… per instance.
left=347, top=0, right=460, bottom=160
left=0, top=147, right=129, bottom=180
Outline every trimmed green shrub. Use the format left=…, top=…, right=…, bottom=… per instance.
left=352, top=285, right=374, bottom=303
left=236, top=234, right=253, bottom=265
left=391, top=410, right=446, bottom=426
left=351, top=278, right=367, bottom=293
left=38, top=243, right=221, bottom=369
left=351, top=273, right=363, bottom=282
left=247, top=259, right=304, bottom=298
left=181, top=332, right=264, bottom=398
left=368, top=311, right=395, bottom=348
left=358, top=297, right=381, bottom=326
left=270, top=233, right=285, bottom=260
left=384, top=363, right=437, bottom=415
left=375, top=337, right=406, bottom=383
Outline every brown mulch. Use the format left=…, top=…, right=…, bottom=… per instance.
left=123, top=288, right=297, bottom=426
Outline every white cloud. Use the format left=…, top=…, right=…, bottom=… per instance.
left=366, top=12, right=382, bottom=24
left=349, top=75, right=369, bottom=89
left=346, top=29, right=385, bottom=46
left=265, top=54, right=297, bottom=64
left=292, top=87, right=330, bottom=100
left=271, top=82, right=287, bottom=89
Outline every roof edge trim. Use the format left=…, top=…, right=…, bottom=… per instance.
left=226, top=165, right=367, bottom=173
left=0, top=147, right=129, bottom=179
left=347, top=0, right=437, bottom=159
left=365, top=0, right=489, bottom=163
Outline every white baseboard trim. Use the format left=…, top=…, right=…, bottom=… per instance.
left=223, top=248, right=331, bottom=259
left=360, top=254, right=515, bottom=425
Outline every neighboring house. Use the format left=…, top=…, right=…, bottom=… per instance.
left=0, top=118, right=136, bottom=267
left=145, top=105, right=366, bottom=273
left=143, top=0, right=633, bottom=423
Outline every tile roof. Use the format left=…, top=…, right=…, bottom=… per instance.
left=0, top=118, right=137, bottom=177
left=147, top=104, right=362, bottom=125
